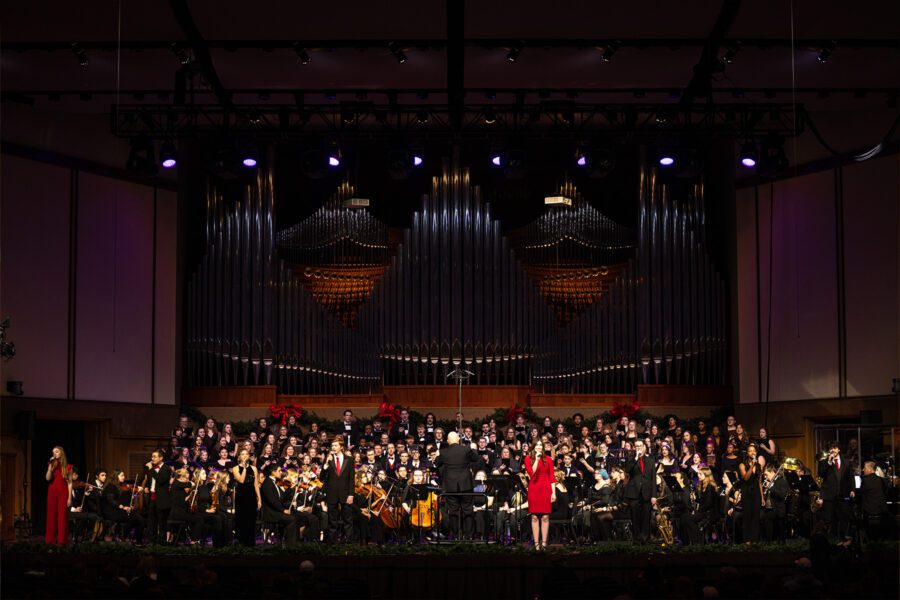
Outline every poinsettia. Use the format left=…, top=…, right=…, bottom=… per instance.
left=269, top=403, right=303, bottom=425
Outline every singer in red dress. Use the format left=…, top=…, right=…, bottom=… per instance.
left=524, top=440, right=555, bottom=549
left=45, top=446, right=74, bottom=545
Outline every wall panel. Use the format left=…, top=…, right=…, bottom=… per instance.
left=735, top=186, right=760, bottom=403
left=842, top=154, right=900, bottom=396
left=75, top=173, right=154, bottom=403
left=154, top=189, right=177, bottom=404
left=0, top=156, right=70, bottom=399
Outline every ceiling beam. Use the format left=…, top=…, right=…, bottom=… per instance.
left=681, top=0, right=743, bottom=105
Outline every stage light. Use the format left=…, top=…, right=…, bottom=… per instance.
left=71, top=42, right=88, bottom=66
left=601, top=41, right=619, bottom=63
left=577, top=155, right=587, bottom=167
left=739, top=142, right=758, bottom=168
left=126, top=136, right=157, bottom=176
left=817, top=43, right=834, bottom=63
left=388, top=145, right=422, bottom=178
left=491, top=154, right=502, bottom=167
left=388, top=42, right=407, bottom=64
left=758, top=135, right=789, bottom=177
left=658, top=153, right=675, bottom=167
left=159, top=140, right=178, bottom=168
left=327, top=144, right=342, bottom=167
left=507, top=44, right=522, bottom=62
left=241, top=150, right=258, bottom=168
left=171, top=43, right=190, bottom=65
left=416, top=110, right=429, bottom=124
left=721, top=44, right=739, bottom=64
left=294, top=44, right=311, bottom=65
left=412, top=154, right=424, bottom=167
left=577, top=146, right=617, bottom=178
left=484, top=108, right=497, bottom=124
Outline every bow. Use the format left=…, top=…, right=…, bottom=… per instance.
left=505, top=404, right=525, bottom=424
left=610, top=400, right=640, bottom=419
left=378, top=401, right=401, bottom=429
left=270, top=403, right=303, bottom=426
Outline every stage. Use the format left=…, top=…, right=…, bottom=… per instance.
left=2, top=540, right=897, bottom=599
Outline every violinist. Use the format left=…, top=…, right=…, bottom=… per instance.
left=143, top=450, right=172, bottom=545
left=69, top=468, right=102, bottom=540
left=194, top=469, right=226, bottom=546
left=682, top=467, right=718, bottom=545
left=289, top=469, right=325, bottom=542
left=353, top=469, right=385, bottom=544
left=260, top=464, right=298, bottom=544
left=102, top=471, right=144, bottom=544
left=169, top=468, right=204, bottom=544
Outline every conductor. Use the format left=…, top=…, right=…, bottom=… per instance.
left=434, top=431, right=479, bottom=538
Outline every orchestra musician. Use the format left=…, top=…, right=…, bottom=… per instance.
left=260, top=464, right=298, bottom=544
left=102, top=471, right=145, bottom=544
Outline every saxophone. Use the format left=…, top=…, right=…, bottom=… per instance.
left=656, top=508, right=674, bottom=545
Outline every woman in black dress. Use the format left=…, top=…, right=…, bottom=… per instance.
left=231, top=448, right=261, bottom=546
left=739, top=444, right=764, bottom=543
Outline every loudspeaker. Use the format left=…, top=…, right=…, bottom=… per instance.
left=860, top=410, right=882, bottom=425
left=14, top=410, right=36, bottom=440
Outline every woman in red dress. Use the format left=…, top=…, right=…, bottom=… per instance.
left=524, top=439, right=555, bottom=549
left=44, top=446, right=73, bottom=545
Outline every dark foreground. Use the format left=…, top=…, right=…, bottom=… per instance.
left=2, top=540, right=897, bottom=599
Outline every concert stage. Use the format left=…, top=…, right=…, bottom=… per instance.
left=2, top=541, right=898, bottom=600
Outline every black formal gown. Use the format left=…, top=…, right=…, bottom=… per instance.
left=741, top=466, right=762, bottom=542
left=234, top=465, right=258, bottom=546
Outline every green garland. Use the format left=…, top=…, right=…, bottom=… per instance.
left=179, top=403, right=732, bottom=439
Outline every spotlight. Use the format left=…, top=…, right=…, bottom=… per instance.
left=658, top=151, right=675, bottom=167
left=739, top=141, right=758, bottom=168
left=388, top=42, right=407, bottom=64
left=413, top=155, right=424, bottom=167
left=507, top=43, right=522, bottom=62
left=159, top=140, right=178, bottom=169
left=294, top=44, right=311, bottom=65
left=327, top=144, right=342, bottom=167
left=411, top=144, right=425, bottom=167
left=170, top=42, right=190, bottom=65
left=126, top=136, right=157, bottom=176
left=817, top=43, right=835, bottom=63
left=576, top=154, right=587, bottom=167
left=416, top=110, right=429, bottom=124
left=241, top=147, right=258, bottom=168
left=490, top=153, right=503, bottom=167
left=721, top=43, right=739, bottom=64
left=483, top=108, right=497, bottom=124
left=71, top=42, right=88, bottom=66
left=601, top=41, right=619, bottom=63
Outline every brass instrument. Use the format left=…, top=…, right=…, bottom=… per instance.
left=656, top=508, right=674, bottom=545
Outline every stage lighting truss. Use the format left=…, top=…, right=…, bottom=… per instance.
left=110, top=103, right=805, bottom=141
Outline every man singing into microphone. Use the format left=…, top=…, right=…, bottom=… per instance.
left=322, top=437, right=354, bottom=543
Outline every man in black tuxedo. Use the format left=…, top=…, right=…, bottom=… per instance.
left=339, top=410, right=358, bottom=449
left=859, top=460, right=888, bottom=540
left=322, top=437, right=354, bottom=542
left=144, top=450, right=172, bottom=544
left=434, top=431, right=479, bottom=538
left=392, top=409, right=411, bottom=442
left=761, top=464, right=790, bottom=541
left=623, top=439, right=656, bottom=543
left=260, top=466, right=298, bottom=544
left=817, top=441, right=854, bottom=538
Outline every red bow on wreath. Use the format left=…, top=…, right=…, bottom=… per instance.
left=505, top=404, right=525, bottom=424
left=610, top=400, right=640, bottom=418
left=378, top=401, right=401, bottom=429
left=269, top=403, right=303, bottom=426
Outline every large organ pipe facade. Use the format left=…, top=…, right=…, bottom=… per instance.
left=356, top=160, right=557, bottom=385
left=533, top=158, right=727, bottom=392
left=186, top=167, right=380, bottom=394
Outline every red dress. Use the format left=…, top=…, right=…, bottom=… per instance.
left=45, top=464, right=71, bottom=545
left=525, top=455, right=554, bottom=514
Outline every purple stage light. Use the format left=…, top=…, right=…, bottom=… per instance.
left=328, top=155, right=341, bottom=167
left=741, top=157, right=757, bottom=168
left=491, top=155, right=502, bottom=167
left=658, top=155, right=675, bottom=166
left=161, top=158, right=177, bottom=168
left=413, top=155, right=423, bottom=166
left=577, top=155, right=587, bottom=167
left=242, top=157, right=258, bottom=167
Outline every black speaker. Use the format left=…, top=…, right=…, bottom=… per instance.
left=860, top=410, right=882, bottom=425
left=14, top=410, right=36, bottom=440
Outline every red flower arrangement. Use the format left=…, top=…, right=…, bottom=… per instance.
left=610, top=399, right=640, bottom=418
left=269, top=403, right=303, bottom=425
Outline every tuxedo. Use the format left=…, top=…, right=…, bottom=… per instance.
left=339, top=422, right=358, bottom=447
left=322, top=452, right=354, bottom=541
left=434, top=443, right=480, bottom=537
left=624, top=454, right=657, bottom=542
left=392, top=422, right=411, bottom=441
left=819, top=454, right=854, bottom=537
left=144, top=463, right=172, bottom=544
left=261, top=477, right=297, bottom=543
left=860, top=473, right=888, bottom=540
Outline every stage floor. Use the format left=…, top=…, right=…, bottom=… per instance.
left=2, top=540, right=898, bottom=599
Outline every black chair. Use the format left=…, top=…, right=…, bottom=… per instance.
left=166, top=519, right=188, bottom=545
left=260, top=520, right=286, bottom=545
